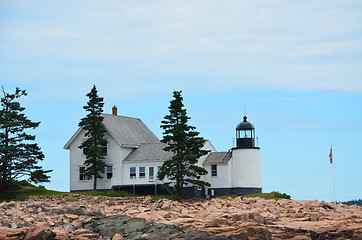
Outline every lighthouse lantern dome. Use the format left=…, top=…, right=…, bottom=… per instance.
left=236, top=116, right=255, bottom=130
left=235, top=116, right=257, bottom=148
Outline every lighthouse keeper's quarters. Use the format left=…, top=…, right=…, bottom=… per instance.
left=64, top=107, right=262, bottom=197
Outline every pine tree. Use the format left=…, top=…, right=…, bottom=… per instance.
left=78, top=85, right=107, bottom=190
left=0, top=87, right=52, bottom=188
left=158, top=91, right=210, bottom=196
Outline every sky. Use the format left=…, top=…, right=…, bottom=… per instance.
left=1, top=0, right=361, bottom=202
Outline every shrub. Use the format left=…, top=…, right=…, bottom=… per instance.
left=243, top=191, right=291, bottom=200
left=271, top=191, right=291, bottom=199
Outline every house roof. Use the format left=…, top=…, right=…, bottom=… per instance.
left=203, top=152, right=231, bottom=165
left=64, top=113, right=160, bottom=149
left=123, top=143, right=173, bottom=162
left=102, top=114, right=160, bottom=147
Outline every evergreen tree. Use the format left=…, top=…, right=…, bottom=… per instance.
left=0, top=87, right=52, bottom=187
left=78, top=85, right=107, bottom=190
left=158, top=90, right=210, bottom=196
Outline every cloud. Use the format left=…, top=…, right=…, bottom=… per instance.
left=1, top=0, right=361, bottom=95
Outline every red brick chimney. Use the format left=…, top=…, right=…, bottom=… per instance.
left=112, top=105, right=118, bottom=116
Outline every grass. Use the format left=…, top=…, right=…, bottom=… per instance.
left=0, top=189, right=131, bottom=202
left=72, top=190, right=130, bottom=198
left=12, top=187, right=65, bottom=201
left=0, top=185, right=65, bottom=202
left=0, top=180, right=291, bottom=202
left=0, top=180, right=133, bottom=202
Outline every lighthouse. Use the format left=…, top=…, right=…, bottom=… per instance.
left=231, top=116, right=262, bottom=195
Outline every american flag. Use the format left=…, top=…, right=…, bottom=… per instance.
left=329, top=147, right=333, bottom=164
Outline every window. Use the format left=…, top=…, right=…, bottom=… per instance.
left=79, top=166, right=86, bottom=181
left=101, top=141, right=107, bottom=154
left=81, top=139, right=88, bottom=155
left=130, top=167, right=136, bottom=179
left=139, top=167, right=145, bottom=178
left=81, top=139, right=107, bottom=154
left=211, top=165, right=217, bottom=177
left=106, top=165, right=112, bottom=179
left=157, top=166, right=161, bottom=177
left=149, top=167, right=154, bottom=180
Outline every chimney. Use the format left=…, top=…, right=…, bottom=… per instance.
left=112, top=105, right=118, bottom=116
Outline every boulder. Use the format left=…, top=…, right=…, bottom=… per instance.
left=230, top=227, right=272, bottom=240
left=0, top=227, right=28, bottom=240
left=24, top=225, right=56, bottom=240
left=66, top=228, right=102, bottom=240
left=311, top=228, right=362, bottom=240
left=80, top=214, right=230, bottom=240
left=112, top=233, right=125, bottom=240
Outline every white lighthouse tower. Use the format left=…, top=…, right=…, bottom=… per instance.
left=231, top=116, right=262, bottom=195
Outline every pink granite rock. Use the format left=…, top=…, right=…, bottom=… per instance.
left=112, top=233, right=124, bottom=240
left=0, top=227, right=29, bottom=240
left=24, top=225, right=56, bottom=240
left=1, top=195, right=361, bottom=239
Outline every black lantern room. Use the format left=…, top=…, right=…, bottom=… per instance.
left=235, top=116, right=258, bottom=148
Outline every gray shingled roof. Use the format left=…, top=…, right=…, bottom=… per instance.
left=123, top=143, right=174, bottom=162
left=203, top=152, right=231, bottom=165
left=64, top=114, right=160, bottom=150
left=102, top=114, right=160, bottom=147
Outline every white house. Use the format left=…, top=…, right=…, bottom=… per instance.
left=64, top=107, right=262, bottom=196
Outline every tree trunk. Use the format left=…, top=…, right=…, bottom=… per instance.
left=93, top=175, right=97, bottom=190
left=92, top=161, right=97, bottom=190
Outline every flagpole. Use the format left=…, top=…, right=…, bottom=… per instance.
left=330, top=145, right=336, bottom=203
left=332, top=161, right=336, bottom=203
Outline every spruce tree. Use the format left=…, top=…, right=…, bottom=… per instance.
left=78, top=85, right=107, bottom=190
left=0, top=87, right=52, bottom=188
left=158, top=91, right=210, bottom=196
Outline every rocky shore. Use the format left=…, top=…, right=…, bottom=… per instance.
left=0, top=194, right=361, bottom=239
